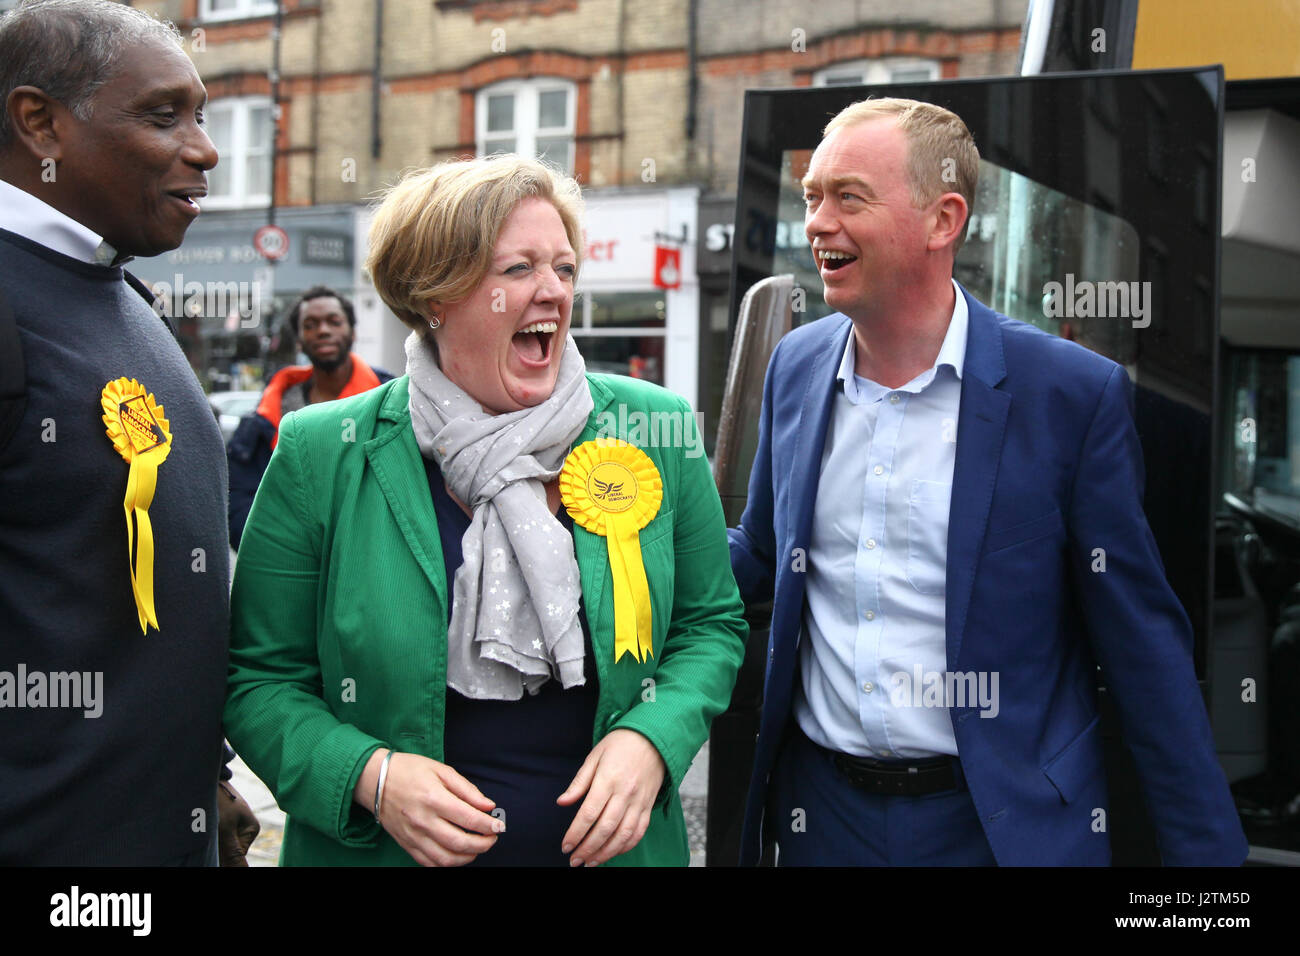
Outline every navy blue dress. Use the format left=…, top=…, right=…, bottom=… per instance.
left=425, top=458, right=599, bottom=866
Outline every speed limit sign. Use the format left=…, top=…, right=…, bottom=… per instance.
left=253, top=225, right=290, bottom=261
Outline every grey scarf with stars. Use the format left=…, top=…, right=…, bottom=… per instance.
left=406, top=331, right=594, bottom=700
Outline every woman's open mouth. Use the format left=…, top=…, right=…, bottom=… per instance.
left=511, top=320, right=559, bottom=367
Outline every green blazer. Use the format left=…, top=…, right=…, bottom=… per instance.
left=224, top=373, right=747, bottom=866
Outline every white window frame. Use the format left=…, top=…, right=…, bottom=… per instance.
left=204, top=97, right=273, bottom=210
left=476, top=79, right=576, bottom=173
left=813, top=58, right=941, bottom=87
left=199, top=0, right=278, bottom=22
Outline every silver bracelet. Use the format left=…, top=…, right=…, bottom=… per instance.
left=373, top=749, right=394, bottom=823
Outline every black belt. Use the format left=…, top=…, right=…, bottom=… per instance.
left=811, top=737, right=965, bottom=796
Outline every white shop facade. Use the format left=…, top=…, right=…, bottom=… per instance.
left=356, top=186, right=701, bottom=409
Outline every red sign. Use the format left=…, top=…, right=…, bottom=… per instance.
left=253, top=225, right=290, bottom=261
left=653, top=245, right=681, bottom=290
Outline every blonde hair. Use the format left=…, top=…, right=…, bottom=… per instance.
left=824, top=97, right=979, bottom=253
left=365, top=155, right=585, bottom=332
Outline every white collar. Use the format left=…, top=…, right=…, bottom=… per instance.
left=0, top=178, right=126, bottom=265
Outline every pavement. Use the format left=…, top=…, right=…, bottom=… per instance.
left=229, top=754, right=284, bottom=867
left=680, top=740, right=709, bottom=867
left=230, top=739, right=711, bottom=867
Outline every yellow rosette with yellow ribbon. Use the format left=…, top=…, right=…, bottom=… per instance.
left=560, top=438, right=663, bottom=663
left=101, top=378, right=172, bottom=634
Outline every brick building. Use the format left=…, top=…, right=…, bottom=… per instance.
left=110, top=0, right=1025, bottom=431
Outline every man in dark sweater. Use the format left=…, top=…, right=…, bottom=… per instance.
left=0, top=0, right=257, bottom=864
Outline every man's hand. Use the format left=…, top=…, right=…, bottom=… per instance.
left=358, top=750, right=503, bottom=867
left=557, top=728, right=667, bottom=867
left=217, top=780, right=260, bottom=867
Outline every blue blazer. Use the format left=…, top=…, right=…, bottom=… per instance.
left=728, top=284, right=1247, bottom=866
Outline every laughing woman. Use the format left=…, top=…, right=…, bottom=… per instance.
left=223, top=156, right=747, bottom=866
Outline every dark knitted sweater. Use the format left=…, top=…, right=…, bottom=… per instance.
left=0, top=229, right=229, bottom=864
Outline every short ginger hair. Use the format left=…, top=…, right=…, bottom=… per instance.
left=365, top=155, right=585, bottom=333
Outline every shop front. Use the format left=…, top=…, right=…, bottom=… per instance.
left=131, top=204, right=361, bottom=391
left=357, top=186, right=701, bottom=413
left=573, top=187, right=699, bottom=410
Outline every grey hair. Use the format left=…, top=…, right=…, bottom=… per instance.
left=0, top=0, right=183, bottom=151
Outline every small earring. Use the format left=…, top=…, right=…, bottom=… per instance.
left=428, top=315, right=441, bottom=331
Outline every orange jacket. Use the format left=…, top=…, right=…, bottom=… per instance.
left=255, top=354, right=383, bottom=450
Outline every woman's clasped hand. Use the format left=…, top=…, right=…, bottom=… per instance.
left=361, top=727, right=665, bottom=867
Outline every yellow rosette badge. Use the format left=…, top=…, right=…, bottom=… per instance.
left=101, top=378, right=172, bottom=634
left=560, top=439, right=663, bottom=663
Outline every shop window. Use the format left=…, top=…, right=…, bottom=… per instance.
left=590, top=291, right=666, bottom=329
left=205, top=98, right=273, bottom=210
left=476, top=79, right=575, bottom=173
left=200, top=0, right=277, bottom=21
left=572, top=292, right=666, bottom=384
left=813, top=59, right=940, bottom=86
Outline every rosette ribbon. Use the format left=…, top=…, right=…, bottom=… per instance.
left=101, top=378, right=172, bottom=634
left=559, top=439, right=663, bottom=663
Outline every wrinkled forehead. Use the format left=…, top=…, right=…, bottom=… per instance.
left=803, top=118, right=907, bottom=189
left=102, top=38, right=205, bottom=105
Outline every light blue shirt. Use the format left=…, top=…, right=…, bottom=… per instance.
left=794, top=280, right=968, bottom=759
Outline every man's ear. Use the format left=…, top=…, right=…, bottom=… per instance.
left=926, top=192, right=969, bottom=253
left=5, top=86, right=65, bottom=162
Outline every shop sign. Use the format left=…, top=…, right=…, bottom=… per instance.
left=302, top=232, right=351, bottom=266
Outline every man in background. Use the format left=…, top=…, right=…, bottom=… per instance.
left=227, top=286, right=392, bottom=550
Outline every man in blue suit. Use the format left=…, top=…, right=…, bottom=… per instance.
left=728, top=97, right=1247, bottom=866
